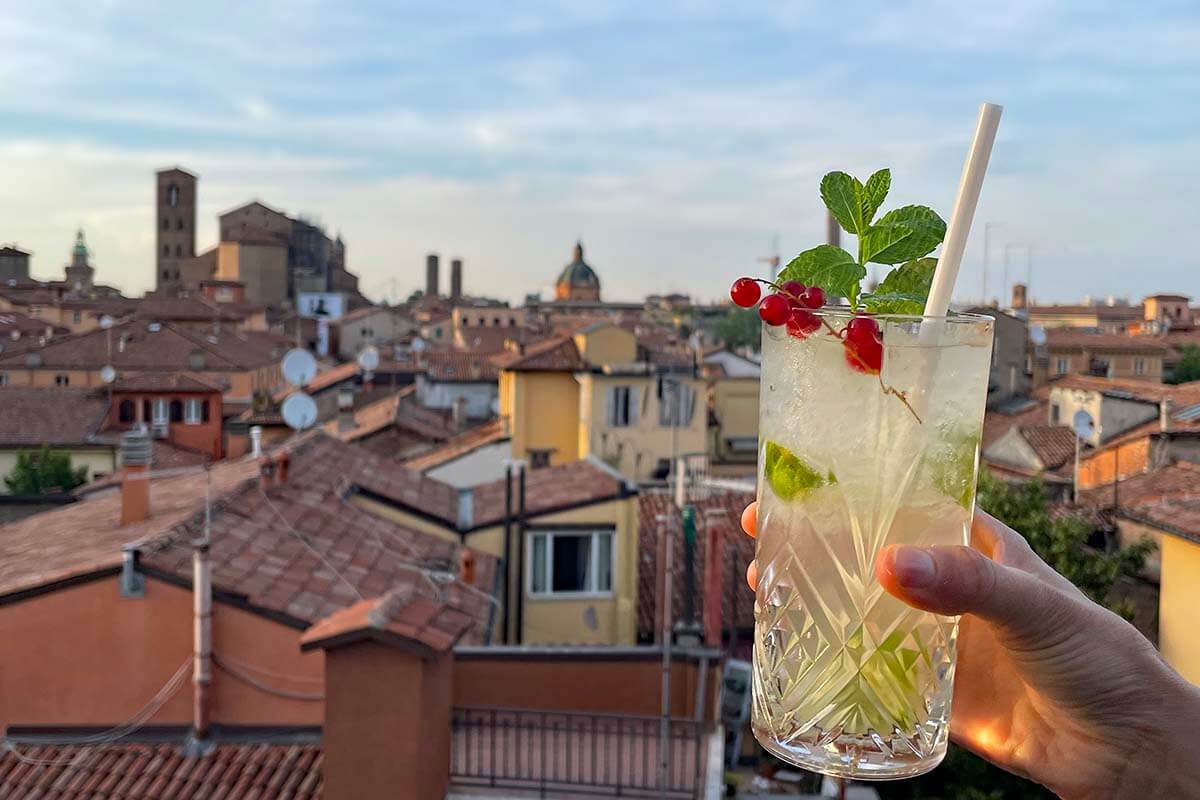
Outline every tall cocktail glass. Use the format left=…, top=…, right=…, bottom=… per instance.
left=752, top=309, right=994, bottom=779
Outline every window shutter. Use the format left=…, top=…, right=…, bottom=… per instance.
left=682, top=385, right=696, bottom=425
left=628, top=386, right=641, bottom=426
left=201, top=400, right=210, bottom=422
left=605, top=386, right=616, bottom=427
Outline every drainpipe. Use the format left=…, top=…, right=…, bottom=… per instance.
left=515, top=462, right=527, bottom=645
left=501, top=463, right=512, bottom=643
left=193, top=466, right=213, bottom=741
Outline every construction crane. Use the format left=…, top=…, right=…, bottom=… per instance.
left=757, top=234, right=781, bottom=279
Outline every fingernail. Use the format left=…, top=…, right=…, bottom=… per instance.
left=891, top=547, right=936, bottom=589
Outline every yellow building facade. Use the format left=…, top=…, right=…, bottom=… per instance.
left=1159, top=533, right=1200, bottom=685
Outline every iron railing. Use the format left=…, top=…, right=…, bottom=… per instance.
left=450, top=706, right=707, bottom=798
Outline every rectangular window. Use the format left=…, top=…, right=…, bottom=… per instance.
left=1055, top=357, right=1069, bottom=375
left=184, top=398, right=203, bottom=424
left=152, top=398, right=169, bottom=424
left=1134, top=358, right=1145, bottom=376
left=529, top=449, right=553, bottom=469
left=606, top=385, right=634, bottom=427
left=72, top=311, right=82, bottom=324
left=659, top=381, right=697, bottom=427
left=0, top=373, right=7, bottom=387
left=528, top=531, right=615, bottom=597
left=55, top=374, right=69, bottom=386
left=1050, top=403, right=1060, bottom=425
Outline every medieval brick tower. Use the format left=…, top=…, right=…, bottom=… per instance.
left=155, top=167, right=197, bottom=292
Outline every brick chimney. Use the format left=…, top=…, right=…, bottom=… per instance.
left=119, top=429, right=153, bottom=526
left=300, top=587, right=479, bottom=800
left=702, top=514, right=724, bottom=648
left=1012, top=282, right=1027, bottom=310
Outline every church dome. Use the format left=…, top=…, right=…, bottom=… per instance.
left=555, top=241, right=600, bottom=302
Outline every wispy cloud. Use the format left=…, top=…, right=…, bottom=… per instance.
left=0, top=1, right=1197, bottom=303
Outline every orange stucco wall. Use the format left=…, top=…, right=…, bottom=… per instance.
left=109, top=391, right=224, bottom=459
left=0, top=574, right=323, bottom=732
left=1077, top=437, right=1151, bottom=490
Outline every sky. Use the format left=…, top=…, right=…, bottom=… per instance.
left=2, top=1, right=1199, bottom=306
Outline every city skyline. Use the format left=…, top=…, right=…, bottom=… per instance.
left=3, top=1, right=1199, bottom=304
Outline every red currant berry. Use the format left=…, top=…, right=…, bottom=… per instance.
left=758, top=293, right=791, bottom=326
left=843, top=317, right=883, bottom=374
left=786, top=308, right=821, bottom=339
left=730, top=277, right=761, bottom=308
left=779, top=280, right=806, bottom=307
left=799, top=285, right=826, bottom=309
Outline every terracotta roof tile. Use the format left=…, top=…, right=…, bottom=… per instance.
left=402, top=418, right=509, bottom=471
left=301, top=580, right=488, bottom=653
left=1079, top=461, right=1200, bottom=508
left=454, top=326, right=548, bottom=355
left=1123, top=494, right=1200, bottom=542
left=1048, top=374, right=1200, bottom=402
left=0, top=743, right=322, bottom=800
left=112, top=372, right=228, bottom=393
left=0, top=320, right=285, bottom=373
left=1019, top=425, right=1078, bottom=470
left=1044, top=328, right=1167, bottom=353
left=0, top=387, right=110, bottom=446
left=490, top=335, right=584, bottom=372
left=0, top=310, right=68, bottom=336
left=637, top=487, right=755, bottom=637
left=135, top=296, right=256, bottom=323
left=136, top=434, right=496, bottom=631
left=422, top=351, right=500, bottom=382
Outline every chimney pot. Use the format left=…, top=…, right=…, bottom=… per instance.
left=274, top=451, right=290, bottom=485
left=119, top=429, right=153, bottom=526
left=249, top=425, right=263, bottom=458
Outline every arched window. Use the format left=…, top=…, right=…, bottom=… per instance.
left=175, top=245, right=182, bottom=257
left=177, top=217, right=184, bottom=231
left=169, top=399, right=183, bottom=423
left=118, top=399, right=135, bottom=423
left=162, top=217, right=169, bottom=230
left=167, top=184, right=179, bottom=208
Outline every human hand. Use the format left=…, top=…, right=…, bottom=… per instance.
left=740, top=502, right=1200, bottom=800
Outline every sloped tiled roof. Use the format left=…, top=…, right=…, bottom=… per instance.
left=1048, top=374, right=1200, bottom=402
left=490, top=335, right=584, bottom=372
left=1019, top=425, right=1078, bottom=470
left=322, top=390, right=405, bottom=442
left=0, top=310, right=67, bottom=336
left=1079, top=461, right=1200, bottom=508
left=301, top=581, right=488, bottom=654
left=402, top=419, right=509, bottom=472
left=1044, top=328, right=1167, bottom=353
left=355, top=455, right=633, bottom=532
left=0, top=320, right=285, bottom=372
left=637, top=487, right=756, bottom=638
left=0, top=457, right=261, bottom=599
left=135, top=295, right=256, bottom=323
left=136, top=435, right=496, bottom=630
left=1123, top=495, right=1200, bottom=543
left=111, top=372, right=228, bottom=393
left=0, top=387, right=110, bottom=447
left=421, top=351, right=499, bottom=382
left=0, top=742, right=322, bottom=799
left=454, top=326, right=549, bottom=355
left=275, top=361, right=360, bottom=402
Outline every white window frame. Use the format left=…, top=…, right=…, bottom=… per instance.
left=659, top=381, right=697, bottom=428
left=1134, top=357, right=1145, bottom=376
left=526, top=529, right=615, bottom=599
left=1055, top=357, right=1069, bottom=375
left=152, top=398, right=169, bottom=425
left=184, top=398, right=203, bottom=425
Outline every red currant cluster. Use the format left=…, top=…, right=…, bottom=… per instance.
left=729, top=276, right=883, bottom=375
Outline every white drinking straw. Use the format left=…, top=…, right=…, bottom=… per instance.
left=923, top=102, right=1004, bottom=321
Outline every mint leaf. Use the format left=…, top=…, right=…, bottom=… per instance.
left=859, top=205, right=946, bottom=265
left=778, top=245, right=866, bottom=306
left=860, top=169, right=890, bottom=227
left=861, top=292, right=927, bottom=316
left=764, top=440, right=835, bottom=501
left=929, top=430, right=980, bottom=509
left=876, top=257, right=937, bottom=296
left=820, top=171, right=865, bottom=234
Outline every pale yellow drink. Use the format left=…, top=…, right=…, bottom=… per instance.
left=752, top=310, right=993, bottom=779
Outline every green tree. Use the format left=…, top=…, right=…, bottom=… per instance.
left=714, top=307, right=761, bottom=352
left=3, top=447, right=89, bottom=495
left=881, top=471, right=1153, bottom=800
left=1168, top=344, right=1200, bottom=384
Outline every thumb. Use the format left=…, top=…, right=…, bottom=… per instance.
left=877, top=544, right=1075, bottom=648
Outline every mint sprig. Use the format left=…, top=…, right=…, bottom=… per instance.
left=781, top=170, right=946, bottom=312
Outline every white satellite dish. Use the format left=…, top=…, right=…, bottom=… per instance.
left=1029, top=325, right=1047, bottom=347
left=281, top=392, right=318, bottom=431
left=99, top=315, right=114, bottom=330
left=1072, top=409, right=1096, bottom=440
left=281, top=348, right=318, bottom=387
left=357, top=345, right=380, bottom=372
left=100, top=365, right=116, bottom=384
left=411, top=337, right=427, bottom=353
